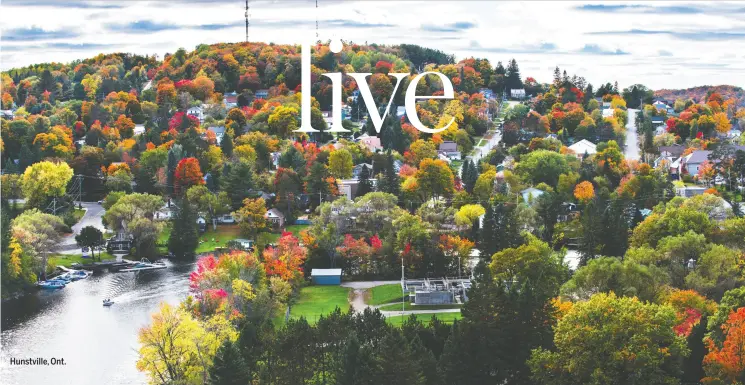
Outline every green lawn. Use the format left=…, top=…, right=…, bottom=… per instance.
left=367, top=283, right=405, bottom=305
left=265, top=224, right=310, bottom=243
left=477, top=139, right=487, bottom=147
left=385, top=312, right=462, bottom=326
left=288, top=285, right=351, bottom=324
left=378, top=302, right=463, bottom=311
left=195, top=225, right=243, bottom=253
left=72, top=208, right=86, bottom=224
left=48, top=252, right=116, bottom=270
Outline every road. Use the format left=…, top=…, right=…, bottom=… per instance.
left=465, top=100, right=515, bottom=165
left=58, top=201, right=106, bottom=254
left=625, top=108, right=640, bottom=161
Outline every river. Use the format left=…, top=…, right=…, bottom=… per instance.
left=1, top=259, right=195, bottom=385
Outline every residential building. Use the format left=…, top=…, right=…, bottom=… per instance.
left=659, top=144, right=686, bottom=158
left=356, top=133, right=382, bottom=152
left=438, top=141, right=461, bottom=159
left=265, top=208, right=285, bottom=228
left=255, top=89, right=269, bottom=99
left=568, top=139, right=597, bottom=158
left=680, top=150, right=712, bottom=175
left=510, top=89, right=526, bottom=99
left=207, top=126, right=226, bottom=145
left=187, top=106, right=204, bottom=123
left=521, top=187, right=545, bottom=204
left=676, top=186, right=707, bottom=197
left=223, top=92, right=238, bottom=108
left=133, top=124, right=146, bottom=136
left=352, top=163, right=373, bottom=179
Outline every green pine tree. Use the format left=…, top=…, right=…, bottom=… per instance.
left=355, top=165, right=373, bottom=198
left=222, top=161, right=254, bottom=210
left=220, top=132, right=233, bottom=158
left=168, top=200, right=199, bottom=258
left=209, top=340, right=251, bottom=385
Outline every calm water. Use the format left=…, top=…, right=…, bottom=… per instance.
left=1, top=259, right=195, bottom=385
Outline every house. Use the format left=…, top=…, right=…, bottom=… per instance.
left=438, top=141, right=461, bottom=159
left=510, top=89, right=526, bottom=99
left=311, top=268, right=342, bottom=285
left=479, top=88, right=496, bottom=100
left=155, top=204, right=174, bottom=221
left=197, top=217, right=207, bottom=233
left=217, top=214, right=235, bottom=224
left=338, top=179, right=361, bottom=200
left=187, top=106, right=204, bottom=123
left=255, top=89, right=269, bottom=99
left=659, top=144, right=686, bottom=158
left=651, top=116, right=666, bottom=127
left=357, top=133, right=382, bottom=152
left=568, top=139, right=597, bottom=158
left=653, top=100, right=671, bottom=112
left=223, top=92, right=238, bottom=108
left=232, top=238, right=255, bottom=250
left=133, top=124, right=146, bottom=136
left=654, top=156, right=680, bottom=175
left=0, top=109, right=14, bottom=119
left=207, top=126, right=226, bottom=145
left=106, top=230, right=132, bottom=253
left=265, top=208, right=285, bottom=228
left=680, top=150, right=712, bottom=175
left=396, top=106, right=406, bottom=118
left=676, top=186, right=707, bottom=197
left=521, top=187, right=545, bottom=204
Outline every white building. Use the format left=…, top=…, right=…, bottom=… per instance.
left=187, top=106, right=204, bottom=123
left=568, top=139, right=597, bottom=158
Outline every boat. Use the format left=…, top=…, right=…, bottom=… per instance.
left=37, top=280, right=66, bottom=289
left=68, top=270, right=91, bottom=281
left=118, top=258, right=167, bottom=272
left=102, top=299, right=114, bottom=307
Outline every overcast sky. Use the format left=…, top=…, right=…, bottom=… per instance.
left=2, top=0, right=744, bottom=90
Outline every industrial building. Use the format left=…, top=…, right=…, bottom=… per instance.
left=402, top=277, right=471, bottom=305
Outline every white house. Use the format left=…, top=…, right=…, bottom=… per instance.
left=679, top=150, right=712, bottom=175
left=510, top=89, right=526, bottom=99
left=187, top=106, right=204, bottom=123
left=255, top=89, right=269, bottom=99
left=265, top=208, right=285, bottom=228
left=133, top=124, right=146, bottom=136
left=207, top=126, right=226, bottom=145
left=568, top=139, right=597, bottom=158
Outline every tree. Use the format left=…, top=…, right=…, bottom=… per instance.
left=209, top=340, right=250, bottom=385
left=560, top=257, right=668, bottom=303
left=505, top=58, right=522, bottom=95
left=356, top=164, right=374, bottom=198
left=408, top=139, right=437, bottom=165
left=515, top=150, right=570, bottom=187
left=235, top=198, right=267, bottom=239
left=168, top=200, right=199, bottom=258
left=621, top=84, right=654, bottom=109
left=329, top=149, right=354, bottom=179
left=174, top=157, right=204, bottom=195
left=222, top=161, right=255, bottom=210
left=220, top=132, right=233, bottom=158
left=529, top=293, right=689, bottom=385
left=703, top=307, right=745, bottom=384
left=11, top=209, right=66, bottom=280
left=708, top=287, right=745, bottom=345
left=262, top=233, right=307, bottom=285
left=573, top=180, right=595, bottom=202
left=686, top=244, right=744, bottom=300
left=454, top=204, right=485, bottom=228
left=75, top=226, right=103, bottom=261
left=21, top=161, right=73, bottom=208
left=186, top=185, right=229, bottom=230
left=415, top=159, right=455, bottom=200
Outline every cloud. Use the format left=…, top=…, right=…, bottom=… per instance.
left=466, top=41, right=557, bottom=54
left=325, top=20, right=395, bottom=28
left=2, top=0, right=122, bottom=8
left=106, top=20, right=182, bottom=34
left=421, top=21, right=476, bottom=33
left=578, top=44, right=629, bottom=55
left=588, top=28, right=745, bottom=41
left=576, top=4, right=700, bottom=14
left=2, top=42, right=116, bottom=52
left=2, top=27, right=79, bottom=42
left=658, top=50, right=673, bottom=57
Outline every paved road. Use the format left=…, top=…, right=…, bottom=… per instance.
left=58, top=202, right=106, bottom=254
left=625, top=108, right=640, bottom=161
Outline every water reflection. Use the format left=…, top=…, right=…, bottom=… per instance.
left=1, top=259, right=195, bottom=385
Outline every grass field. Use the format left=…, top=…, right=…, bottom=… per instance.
left=367, top=284, right=405, bottom=305
left=384, top=312, right=462, bottom=326
left=265, top=224, right=310, bottom=243
left=377, top=302, right=463, bottom=311
left=48, top=252, right=116, bottom=270
left=195, top=225, right=243, bottom=253
left=477, top=139, right=487, bottom=147
left=72, top=208, right=86, bottom=224
left=288, top=285, right=351, bottom=324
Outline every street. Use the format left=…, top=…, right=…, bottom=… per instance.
left=57, top=202, right=106, bottom=254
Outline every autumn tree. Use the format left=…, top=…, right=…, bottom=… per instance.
left=174, top=157, right=204, bottom=196
left=235, top=198, right=267, bottom=239
left=21, top=161, right=74, bottom=208
left=329, top=148, right=354, bottom=179
left=529, top=293, right=688, bottom=385
left=703, top=307, right=745, bottom=384
left=262, top=233, right=307, bottom=285
left=415, top=159, right=455, bottom=200
left=11, top=209, right=67, bottom=280
left=573, top=180, right=595, bottom=203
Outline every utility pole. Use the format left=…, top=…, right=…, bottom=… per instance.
left=245, top=0, right=249, bottom=42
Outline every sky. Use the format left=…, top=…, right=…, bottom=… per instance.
left=1, top=0, right=745, bottom=91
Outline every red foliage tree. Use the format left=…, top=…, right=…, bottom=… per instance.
left=262, top=233, right=307, bottom=284
left=703, top=307, right=745, bottom=383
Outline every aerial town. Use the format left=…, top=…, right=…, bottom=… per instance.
left=2, top=1, right=745, bottom=385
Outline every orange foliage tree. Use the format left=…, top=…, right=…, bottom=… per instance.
left=703, top=307, right=745, bottom=384
left=262, top=232, right=306, bottom=285
left=573, top=181, right=595, bottom=203
left=174, top=157, right=204, bottom=195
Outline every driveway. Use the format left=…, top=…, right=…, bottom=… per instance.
left=57, top=202, right=106, bottom=254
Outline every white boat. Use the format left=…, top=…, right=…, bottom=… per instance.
left=102, top=299, right=114, bottom=307
left=37, top=280, right=66, bottom=289
left=118, top=258, right=167, bottom=272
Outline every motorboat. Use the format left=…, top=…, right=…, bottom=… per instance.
left=37, top=280, right=66, bottom=289
left=68, top=270, right=91, bottom=281
left=118, top=258, right=167, bottom=272
left=102, top=299, right=114, bottom=307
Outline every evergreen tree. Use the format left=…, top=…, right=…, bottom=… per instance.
left=377, top=329, right=425, bottom=385
left=222, top=161, right=254, bottom=210
left=380, top=150, right=400, bottom=196
left=220, top=132, right=233, bottom=158
left=535, top=191, right=561, bottom=243
left=209, top=340, right=251, bottom=385
left=356, top=165, right=373, bottom=198
left=480, top=203, right=498, bottom=259
left=305, top=161, right=331, bottom=207
left=168, top=200, right=199, bottom=258
left=505, top=59, right=522, bottom=95
left=17, top=143, right=35, bottom=173
left=278, top=146, right=306, bottom=176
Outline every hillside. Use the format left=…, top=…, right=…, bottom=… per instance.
left=654, top=85, right=744, bottom=105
